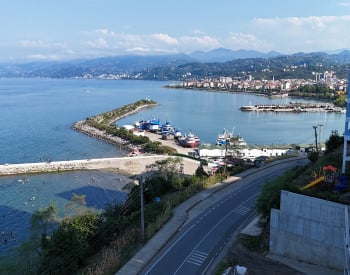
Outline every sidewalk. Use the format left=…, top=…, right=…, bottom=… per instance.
left=116, top=156, right=306, bottom=275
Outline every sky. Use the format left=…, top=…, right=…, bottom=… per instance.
left=2, top=0, right=350, bottom=63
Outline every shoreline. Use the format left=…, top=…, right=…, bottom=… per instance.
left=72, top=101, right=158, bottom=152
left=165, top=85, right=342, bottom=106
left=71, top=101, right=200, bottom=175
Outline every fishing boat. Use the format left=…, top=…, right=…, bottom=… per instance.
left=216, top=128, right=234, bottom=146
left=135, top=117, right=160, bottom=132
left=160, top=120, right=183, bottom=138
left=179, top=131, right=200, bottom=148
left=147, top=118, right=161, bottom=132
left=216, top=128, right=247, bottom=147
left=161, top=120, right=174, bottom=134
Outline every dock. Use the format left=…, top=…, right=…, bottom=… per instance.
left=240, top=102, right=345, bottom=113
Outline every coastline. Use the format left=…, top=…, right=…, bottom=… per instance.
left=72, top=100, right=196, bottom=155
left=72, top=101, right=158, bottom=152
left=73, top=119, right=134, bottom=152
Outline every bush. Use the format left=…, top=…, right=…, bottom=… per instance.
left=307, top=151, right=319, bottom=163
left=255, top=166, right=304, bottom=219
left=39, top=224, right=84, bottom=274
left=325, top=132, right=343, bottom=155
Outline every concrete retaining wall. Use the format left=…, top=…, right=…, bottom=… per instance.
left=0, top=156, right=170, bottom=176
left=270, top=191, right=347, bottom=270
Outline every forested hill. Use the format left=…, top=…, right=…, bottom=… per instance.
left=1, top=49, right=350, bottom=80
left=139, top=51, right=350, bottom=81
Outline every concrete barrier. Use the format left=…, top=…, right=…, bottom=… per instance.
left=0, top=156, right=170, bottom=176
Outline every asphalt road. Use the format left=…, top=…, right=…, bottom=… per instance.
left=141, top=158, right=308, bottom=275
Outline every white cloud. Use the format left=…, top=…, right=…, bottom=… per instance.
left=27, top=54, right=61, bottom=60
left=95, top=29, right=116, bottom=37
left=228, top=32, right=271, bottom=50
left=192, top=29, right=206, bottom=35
left=254, top=15, right=350, bottom=30
left=250, top=15, right=350, bottom=53
left=19, top=40, right=65, bottom=48
left=338, top=2, right=350, bottom=7
left=84, top=38, right=109, bottom=48
left=151, top=33, right=178, bottom=45
left=180, top=35, right=220, bottom=49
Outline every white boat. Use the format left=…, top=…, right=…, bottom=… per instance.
left=216, top=128, right=247, bottom=147
left=240, top=103, right=257, bottom=111
left=216, top=128, right=234, bottom=146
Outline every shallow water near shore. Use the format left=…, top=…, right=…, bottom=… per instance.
left=0, top=170, right=130, bottom=255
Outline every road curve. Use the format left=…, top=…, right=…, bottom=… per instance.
left=141, top=157, right=308, bottom=275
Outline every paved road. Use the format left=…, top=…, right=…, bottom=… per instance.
left=141, top=158, right=308, bottom=275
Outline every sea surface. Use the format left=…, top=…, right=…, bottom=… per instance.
left=0, top=78, right=345, bottom=254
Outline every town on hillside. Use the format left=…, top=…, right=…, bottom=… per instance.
left=171, top=70, right=347, bottom=99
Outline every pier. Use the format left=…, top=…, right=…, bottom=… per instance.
left=0, top=156, right=200, bottom=176
left=240, top=102, right=345, bottom=113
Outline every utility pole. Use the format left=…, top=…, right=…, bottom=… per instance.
left=317, top=124, right=323, bottom=150
left=224, top=138, right=229, bottom=176
left=313, top=125, right=318, bottom=152
left=140, top=176, right=145, bottom=242
left=134, top=176, right=145, bottom=242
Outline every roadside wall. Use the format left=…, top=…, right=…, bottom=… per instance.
left=270, top=191, right=346, bottom=270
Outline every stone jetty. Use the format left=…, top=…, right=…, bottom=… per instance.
left=73, top=120, right=134, bottom=151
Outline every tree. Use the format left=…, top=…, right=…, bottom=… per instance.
left=38, top=211, right=101, bottom=274
left=31, top=202, right=57, bottom=249
left=65, top=193, right=88, bottom=216
left=154, top=157, right=183, bottom=177
left=334, top=94, right=346, bottom=107
left=308, top=151, right=319, bottom=163
left=195, top=163, right=208, bottom=178
left=325, top=131, right=343, bottom=155
left=38, top=224, right=84, bottom=274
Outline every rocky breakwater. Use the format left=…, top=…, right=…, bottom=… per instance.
left=73, top=120, right=133, bottom=150
left=72, top=98, right=158, bottom=151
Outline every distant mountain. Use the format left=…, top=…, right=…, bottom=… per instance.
left=0, top=48, right=350, bottom=79
left=0, top=54, right=196, bottom=78
left=189, top=47, right=282, bottom=62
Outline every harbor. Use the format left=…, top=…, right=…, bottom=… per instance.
left=240, top=102, right=345, bottom=113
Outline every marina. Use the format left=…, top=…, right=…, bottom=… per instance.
left=130, top=118, right=201, bottom=148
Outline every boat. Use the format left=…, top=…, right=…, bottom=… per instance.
left=147, top=118, right=160, bottom=132
left=179, top=131, right=200, bottom=148
left=216, top=128, right=247, bottom=147
left=135, top=117, right=160, bottom=132
left=240, top=104, right=257, bottom=111
left=216, top=128, right=234, bottom=146
left=161, top=120, right=174, bottom=134
left=160, top=120, right=183, bottom=138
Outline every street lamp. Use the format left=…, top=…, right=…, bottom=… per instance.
left=134, top=176, right=145, bottom=242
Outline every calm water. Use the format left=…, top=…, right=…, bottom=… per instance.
left=0, top=78, right=345, bottom=254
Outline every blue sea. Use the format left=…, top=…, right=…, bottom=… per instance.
left=0, top=78, right=345, bottom=254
